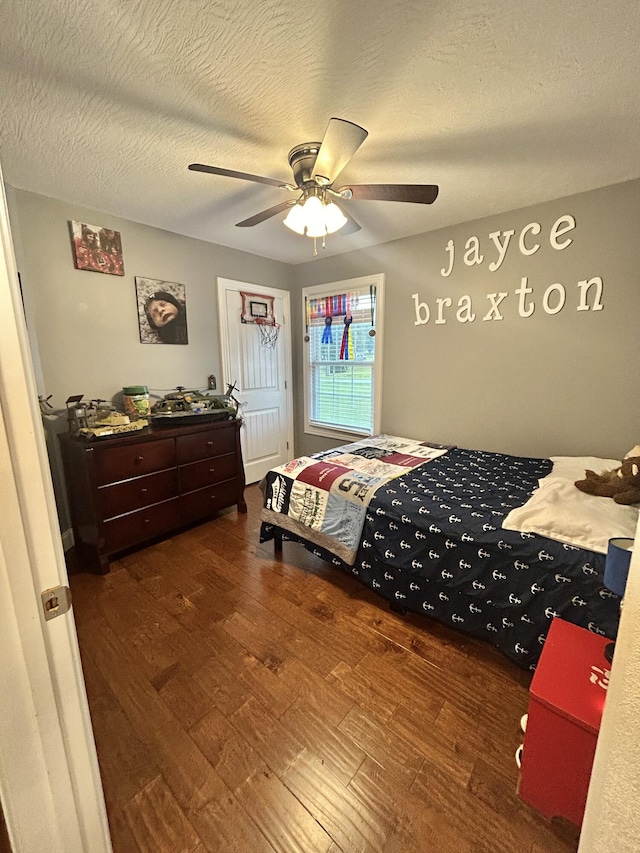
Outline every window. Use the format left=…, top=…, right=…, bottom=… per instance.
left=302, top=274, right=384, bottom=439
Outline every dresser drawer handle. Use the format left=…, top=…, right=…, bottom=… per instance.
left=210, top=493, right=216, bottom=500
left=140, top=487, right=148, bottom=494
left=144, top=517, right=151, bottom=524
left=206, top=440, right=214, bottom=447
left=135, top=455, right=144, bottom=463
left=209, top=467, right=216, bottom=473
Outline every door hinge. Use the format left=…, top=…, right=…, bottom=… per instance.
left=41, top=585, right=72, bottom=621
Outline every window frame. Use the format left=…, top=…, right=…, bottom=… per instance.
left=302, top=273, right=384, bottom=441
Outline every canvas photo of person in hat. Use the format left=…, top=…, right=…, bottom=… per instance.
left=135, top=277, right=188, bottom=344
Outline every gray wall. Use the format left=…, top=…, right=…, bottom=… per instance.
left=8, top=188, right=294, bottom=407
left=293, top=179, right=640, bottom=461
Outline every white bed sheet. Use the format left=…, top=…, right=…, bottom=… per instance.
left=503, top=455, right=638, bottom=554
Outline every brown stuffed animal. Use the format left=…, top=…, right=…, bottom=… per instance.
left=575, top=456, right=640, bottom=504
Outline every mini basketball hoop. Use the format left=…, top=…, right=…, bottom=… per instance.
left=255, top=317, right=281, bottom=348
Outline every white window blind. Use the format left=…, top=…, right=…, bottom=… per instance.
left=303, top=275, right=384, bottom=439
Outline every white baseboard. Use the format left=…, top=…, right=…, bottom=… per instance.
left=61, top=528, right=75, bottom=552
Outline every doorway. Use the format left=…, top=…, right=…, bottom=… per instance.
left=217, top=278, right=294, bottom=484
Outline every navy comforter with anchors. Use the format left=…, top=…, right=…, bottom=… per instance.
left=353, top=446, right=620, bottom=669
left=262, top=445, right=620, bottom=670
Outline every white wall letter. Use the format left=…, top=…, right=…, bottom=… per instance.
left=435, top=297, right=453, bottom=325
left=542, top=283, right=566, bottom=314
left=456, top=295, right=476, bottom=323
left=519, top=222, right=541, bottom=256
left=550, top=215, right=576, bottom=250
left=441, top=240, right=455, bottom=277
left=577, top=277, right=604, bottom=312
left=488, top=230, right=515, bottom=271
left=463, top=236, right=484, bottom=266
left=483, top=292, right=508, bottom=321
left=515, top=277, right=535, bottom=317
left=412, top=293, right=430, bottom=325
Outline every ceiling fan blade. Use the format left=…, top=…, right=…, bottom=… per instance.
left=311, top=118, right=368, bottom=185
left=338, top=184, right=439, bottom=204
left=236, top=199, right=297, bottom=227
left=188, top=163, right=295, bottom=191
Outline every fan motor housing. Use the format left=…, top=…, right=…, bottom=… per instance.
left=288, top=143, right=322, bottom=188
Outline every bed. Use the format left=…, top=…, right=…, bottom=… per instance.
left=260, top=436, right=635, bottom=669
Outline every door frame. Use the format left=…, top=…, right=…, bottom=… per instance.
left=0, top=172, right=111, bottom=852
left=216, top=278, right=295, bottom=471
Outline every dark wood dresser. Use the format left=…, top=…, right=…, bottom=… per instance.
left=60, top=418, right=246, bottom=573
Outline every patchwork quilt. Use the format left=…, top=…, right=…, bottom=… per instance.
left=260, top=435, right=448, bottom=565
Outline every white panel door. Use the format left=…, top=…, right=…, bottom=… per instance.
left=0, top=168, right=111, bottom=851
left=218, top=279, right=293, bottom=484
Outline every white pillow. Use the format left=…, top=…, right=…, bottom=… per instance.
left=544, top=455, right=621, bottom=485
left=504, top=456, right=638, bottom=554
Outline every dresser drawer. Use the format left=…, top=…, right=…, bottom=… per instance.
left=180, top=479, right=239, bottom=524
left=94, top=438, right=175, bottom=485
left=179, top=453, right=237, bottom=493
left=176, top=426, right=236, bottom=465
left=103, top=497, right=179, bottom=552
left=98, top=469, right=179, bottom=520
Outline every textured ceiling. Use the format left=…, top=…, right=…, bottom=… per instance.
left=1, top=0, right=640, bottom=265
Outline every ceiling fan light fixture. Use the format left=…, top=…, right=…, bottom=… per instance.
left=323, top=202, right=348, bottom=234
left=283, top=201, right=306, bottom=234
left=283, top=193, right=347, bottom=239
left=301, top=195, right=326, bottom=237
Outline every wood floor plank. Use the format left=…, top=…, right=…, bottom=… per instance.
left=155, top=664, right=214, bottom=729
left=386, top=702, right=476, bottom=787
left=98, top=567, right=179, bottom=643
left=349, top=757, right=475, bottom=853
left=235, top=768, right=334, bottom=853
left=202, top=625, right=300, bottom=718
left=187, top=791, right=275, bottom=853
left=185, top=584, right=238, bottom=623
left=79, top=618, right=229, bottom=814
left=401, top=646, right=529, bottom=720
left=135, top=544, right=207, bottom=598
left=280, top=697, right=367, bottom=787
left=282, top=749, right=392, bottom=853
left=122, top=776, right=202, bottom=853
left=277, top=658, right=355, bottom=728
left=229, top=696, right=304, bottom=778
left=337, top=704, right=424, bottom=790
left=105, top=805, right=142, bottom=853
left=354, top=650, right=446, bottom=723
left=223, top=585, right=346, bottom=677
left=411, top=756, right=541, bottom=853
left=88, top=691, right=159, bottom=809
left=221, top=610, right=296, bottom=675
left=190, top=706, right=269, bottom=792
left=467, top=757, right=579, bottom=853
left=326, top=660, right=398, bottom=723
left=433, top=699, right=524, bottom=778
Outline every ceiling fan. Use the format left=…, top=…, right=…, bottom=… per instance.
left=188, top=118, right=439, bottom=251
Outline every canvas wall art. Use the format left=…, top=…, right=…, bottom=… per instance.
left=135, top=277, right=188, bottom=345
left=69, top=220, right=124, bottom=275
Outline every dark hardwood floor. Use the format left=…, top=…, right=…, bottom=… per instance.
left=69, top=484, right=580, bottom=853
